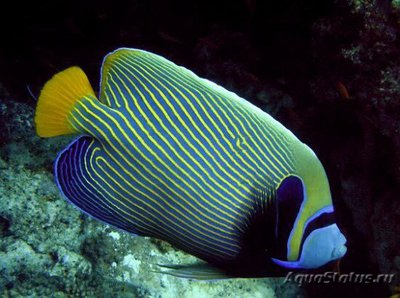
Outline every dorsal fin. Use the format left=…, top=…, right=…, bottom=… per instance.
left=98, top=48, right=144, bottom=108
left=98, top=48, right=220, bottom=110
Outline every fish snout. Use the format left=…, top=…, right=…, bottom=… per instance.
left=331, top=230, right=347, bottom=260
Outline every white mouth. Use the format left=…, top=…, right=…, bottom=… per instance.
left=332, top=244, right=347, bottom=259
left=331, top=232, right=347, bottom=259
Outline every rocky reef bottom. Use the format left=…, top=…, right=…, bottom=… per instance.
left=0, top=100, right=301, bottom=297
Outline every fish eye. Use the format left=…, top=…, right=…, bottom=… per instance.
left=299, top=210, right=336, bottom=251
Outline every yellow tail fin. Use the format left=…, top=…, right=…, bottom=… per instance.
left=34, top=67, right=96, bottom=138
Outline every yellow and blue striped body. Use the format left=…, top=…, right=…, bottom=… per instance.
left=36, top=48, right=347, bottom=277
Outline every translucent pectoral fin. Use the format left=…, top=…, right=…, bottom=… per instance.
left=152, top=262, right=234, bottom=280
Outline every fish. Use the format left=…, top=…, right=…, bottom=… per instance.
left=336, top=81, right=351, bottom=100
left=34, top=48, right=347, bottom=279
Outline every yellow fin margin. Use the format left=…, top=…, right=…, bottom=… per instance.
left=34, top=66, right=96, bottom=137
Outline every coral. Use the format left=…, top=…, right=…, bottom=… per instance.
left=305, top=0, right=400, bottom=296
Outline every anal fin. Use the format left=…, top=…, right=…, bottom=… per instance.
left=54, top=136, right=138, bottom=234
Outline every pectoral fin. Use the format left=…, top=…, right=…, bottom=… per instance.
left=152, top=262, right=234, bottom=280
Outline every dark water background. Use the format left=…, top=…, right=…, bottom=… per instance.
left=1, top=0, right=399, bottom=297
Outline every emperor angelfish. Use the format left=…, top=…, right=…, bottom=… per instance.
left=34, top=48, right=347, bottom=279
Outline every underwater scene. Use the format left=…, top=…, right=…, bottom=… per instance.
left=0, top=0, right=399, bottom=297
